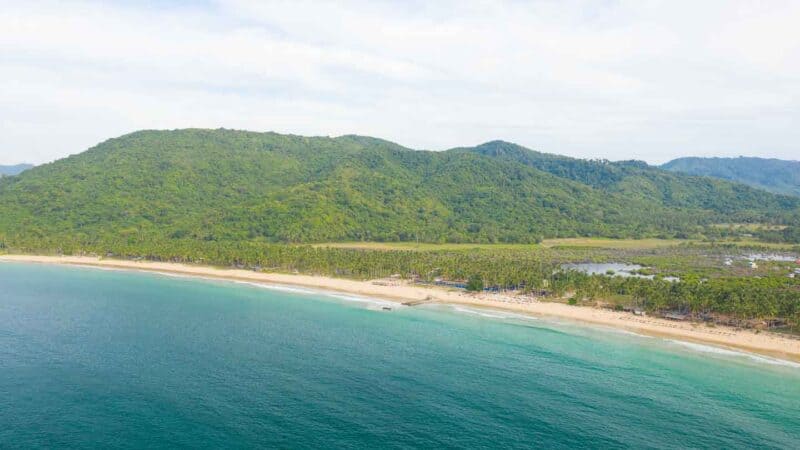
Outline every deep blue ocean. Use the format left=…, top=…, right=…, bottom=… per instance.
left=1, top=262, right=799, bottom=449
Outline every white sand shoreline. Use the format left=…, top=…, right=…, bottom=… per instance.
left=2, top=254, right=799, bottom=364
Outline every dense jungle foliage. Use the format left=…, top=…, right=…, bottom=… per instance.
left=1, top=129, right=798, bottom=245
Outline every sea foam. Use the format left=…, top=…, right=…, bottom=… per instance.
left=325, top=293, right=398, bottom=308
left=665, top=339, right=800, bottom=368
left=451, top=306, right=538, bottom=321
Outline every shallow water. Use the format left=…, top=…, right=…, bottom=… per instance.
left=745, top=253, right=798, bottom=262
left=1, top=263, right=799, bottom=448
left=562, top=262, right=648, bottom=276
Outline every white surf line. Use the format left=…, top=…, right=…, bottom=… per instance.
left=449, top=305, right=540, bottom=321
left=45, top=260, right=401, bottom=308
left=664, top=339, right=800, bottom=369
left=442, top=304, right=800, bottom=369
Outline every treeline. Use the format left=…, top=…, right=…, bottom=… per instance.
left=755, top=226, right=800, bottom=244
left=576, top=275, right=800, bottom=327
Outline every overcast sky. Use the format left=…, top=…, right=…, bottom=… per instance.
left=1, top=0, right=799, bottom=165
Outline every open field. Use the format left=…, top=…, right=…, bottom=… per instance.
left=311, top=239, right=686, bottom=251
left=711, top=239, right=800, bottom=250
left=311, top=242, right=541, bottom=251
left=540, top=238, right=688, bottom=249
left=312, top=238, right=798, bottom=251
left=711, top=223, right=789, bottom=231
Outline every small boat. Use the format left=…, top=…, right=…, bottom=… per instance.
left=382, top=306, right=392, bottom=311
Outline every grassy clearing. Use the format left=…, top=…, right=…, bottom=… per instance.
left=711, top=223, right=788, bottom=231
left=310, top=237, right=798, bottom=252
left=311, top=242, right=540, bottom=251
left=704, top=239, right=799, bottom=250
left=540, top=238, right=687, bottom=249
left=312, top=238, right=688, bottom=251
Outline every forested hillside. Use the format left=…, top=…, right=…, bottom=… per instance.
left=1, top=129, right=798, bottom=247
left=454, top=141, right=799, bottom=214
left=662, top=156, right=800, bottom=197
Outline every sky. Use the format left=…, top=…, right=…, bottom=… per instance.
left=1, top=0, right=799, bottom=165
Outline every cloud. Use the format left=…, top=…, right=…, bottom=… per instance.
left=0, top=0, right=798, bottom=164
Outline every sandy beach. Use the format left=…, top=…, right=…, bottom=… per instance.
left=2, top=254, right=799, bottom=363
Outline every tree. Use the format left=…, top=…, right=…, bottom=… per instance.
left=466, top=274, right=484, bottom=292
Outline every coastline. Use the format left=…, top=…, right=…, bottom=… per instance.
left=2, top=254, right=799, bottom=363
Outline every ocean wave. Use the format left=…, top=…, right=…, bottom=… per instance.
left=146, top=272, right=320, bottom=296
left=152, top=272, right=398, bottom=307
left=52, top=264, right=397, bottom=307
left=231, top=282, right=398, bottom=308
left=600, top=328, right=652, bottom=339
left=325, top=293, right=398, bottom=308
left=150, top=271, right=198, bottom=279
left=451, top=306, right=538, bottom=321
left=665, top=339, right=800, bottom=368
left=233, top=281, right=317, bottom=295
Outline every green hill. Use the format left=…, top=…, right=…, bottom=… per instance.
left=1, top=129, right=798, bottom=247
left=454, top=141, right=800, bottom=214
left=662, top=156, right=800, bottom=197
left=0, top=164, right=33, bottom=177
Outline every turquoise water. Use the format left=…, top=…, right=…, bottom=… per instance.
left=1, top=263, right=799, bottom=449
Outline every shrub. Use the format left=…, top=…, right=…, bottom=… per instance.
left=466, top=274, right=484, bottom=292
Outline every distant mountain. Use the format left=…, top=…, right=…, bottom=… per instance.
left=451, top=141, right=773, bottom=213
left=661, top=156, right=800, bottom=197
left=0, top=164, right=33, bottom=177
left=1, top=130, right=798, bottom=246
